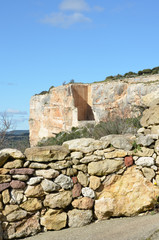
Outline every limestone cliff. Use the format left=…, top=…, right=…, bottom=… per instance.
left=29, top=74, right=159, bottom=146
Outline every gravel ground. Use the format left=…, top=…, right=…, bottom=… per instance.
left=19, top=213, right=159, bottom=240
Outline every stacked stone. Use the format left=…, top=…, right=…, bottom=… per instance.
left=1, top=132, right=159, bottom=239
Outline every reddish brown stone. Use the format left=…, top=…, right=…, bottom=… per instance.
left=124, top=156, right=133, bottom=167
left=10, top=180, right=26, bottom=189
left=72, top=176, right=78, bottom=184
left=9, top=168, right=34, bottom=175
left=0, top=183, right=10, bottom=192
left=72, top=183, right=82, bottom=198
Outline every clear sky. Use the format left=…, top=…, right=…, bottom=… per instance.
left=0, top=0, right=159, bottom=130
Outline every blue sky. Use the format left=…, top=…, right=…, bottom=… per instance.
left=0, top=0, right=159, bottom=130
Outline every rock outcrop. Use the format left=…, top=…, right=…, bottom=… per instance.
left=29, top=74, right=159, bottom=146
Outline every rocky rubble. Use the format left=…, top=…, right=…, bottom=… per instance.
left=1, top=102, right=159, bottom=239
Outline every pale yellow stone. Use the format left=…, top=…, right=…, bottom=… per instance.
left=133, top=147, right=154, bottom=157
left=20, top=198, right=42, bottom=211
left=77, top=171, right=89, bottom=187
left=89, top=176, right=101, bottom=190
left=0, top=175, right=11, bottom=183
left=73, top=164, right=87, bottom=173
left=25, top=184, right=45, bottom=198
left=2, top=189, right=10, bottom=204
left=3, top=159, right=23, bottom=169
left=104, top=150, right=127, bottom=158
left=2, top=205, right=19, bottom=216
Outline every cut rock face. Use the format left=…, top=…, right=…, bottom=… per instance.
left=95, top=166, right=159, bottom=220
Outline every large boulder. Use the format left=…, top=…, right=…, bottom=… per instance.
left=24, top=146, right=70, bottom=162
left=94, top=166, right=159, bottom=220
left=0, top=149, right=25, bottom=159
left=140, top=104, right=159, bottom=127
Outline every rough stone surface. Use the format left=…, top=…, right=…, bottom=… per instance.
left=27, top=177, right=43, bottom=186
left=25, top=184, right=45, bottom=198
left=0, top=152, right=10, bottom=167
left=0, top=183, right=10, bottom=192
left=68, top=209, right=93, bottom=228
left=49, top=161, right=72, bottom=170
left=36, top=169, right=59, bottom=179
left=104, top=150, right=127, bottom=158
left=6, top=209, right=27, bottom=222
left=142, top=167, right=155, bottom=181
left=80, top=155, right=102, bottom=164
left=44, top=190, right=72, bottom=208
left=72, top=197, right=94, bottom=210
left=10, top=180, right=26, bottom=189
left=124, top=156, right=134, bottom=167
left=135, top=157, right=154, bottom=167
left=25, top=146, right=70, bottom=161
left=140, top=104, right=159, bottom=127
left=95, top=166, right=159, bottom=220
left=12, top=174, right=29, bottom=181
left=136, top=135, right=154, bottom=147
left=20, top=198, right=42, bottom=211
left=73, top=164, right=87, bottom=173
left=110, top=136, right=133, bottom=151
left=0, top=148, right=25, bottom=159
left=2, top=204, right=19, bottom=216
left=10, top=168, right=34, bottom=175
left=0, top=174, right=11, bottom=183
left=89, top=176, right=101, bottom=190
left=41, top=209, right=67, bottom=230
left=82, top=187, right=95, bottom=199
left=155, top=140, right=159, bottom=155
left=88, top=159, right=124, bottom=176
left=10, top=189, right=24, bottom=204
left=72, top=183, right=82, bottom=198
left=2, top=189, right=10, bottom=204
left=77, top=171, right=89, bottom=187
left=134, top=147, right=154, bottom=157
left=29, top=162, right=48, bottom=169
left=54, top=174, right=73, bottom=189
left=3, top=159, right=23, bottom=169
left=71, top=152, right=83, bottom=159
left=41, top=179, right=60, bottom=192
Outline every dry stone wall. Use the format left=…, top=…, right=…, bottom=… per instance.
left=1, top=130, right=159, bottom=239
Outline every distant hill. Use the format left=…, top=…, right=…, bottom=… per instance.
left=7, top=130, right=29, bottom=136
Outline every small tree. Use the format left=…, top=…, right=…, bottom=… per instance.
left=0, top=112, right=14, bottom=146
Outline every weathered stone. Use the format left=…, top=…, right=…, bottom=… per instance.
left=151, top=126, right=159, bottom=135
left=36, top=169, right=59, bottom=179
left=89, top=176, right=101, bottom=190
left=0, top=183, right=10, bottom=192
left=140, top=105, right=159, bottom=127
left=68, top=209, right=93, bottom=228
left=24, top=145, right=70, bottom=162
left=49, top=160, right=72, bottom=170
left=94, top=147, right=115, bottom=156
left=104, top=150, right=127, bottom=158
left=134, top=147, right=154, bottom=157
left=54, top=174, right=73, bottom=190
left=5, top=213, right=40, bottom=239
left=135, top=157, right=154, bottom=167
left=77, top=171, right=89, bottom=187
left=71, top=151, right=83, bottom=159
left=10, top=189, right=24, bottom=204
left=155, top=139, right=159, bottom=155
left=20, top=198, right=42, bottom=211
left=0, top=152, right=9, bottom=167
left=41, top=209, right=67, bottom=230
left=9, top=168, right=34, bottom=175
left=80, top=155, right=102, bottom=164
left=124, top=156, right=133, bottom=167
left=94, top=166, right=159, bottom=220
left=25, top=184, right=45, bottom=198
left=88, top=159, right=124, bottom=176
left=3, top=159, right=23, bottom=169
left=151, top=165, right=157, bottom=171
left=82, top=187, right=95, bottom=198
left=2, top=189, right=10, bottom=204
left=72, top=183, right=82, bottom=198
left=63, top=138, right=110, bottom=153
left=0, top=194, right=3, bottom=210
left=155, top=156, right=159, bottom=166
left=156, top=175, right=159, bottom=186
left=0, top=174, right=11, bottom=183
left=110, top=136, right=133, bottom=151
left=44, top=190, right=72, bottom=208
left=66, top=168, right=78, bottom=176
left=142, top=167, right=155, bottom=181
left=0, top=148, right=25, bottom=159
left=10, top=180, right=26, bottom=189
left=7, top=209, right=27, bottom=222
left=2, top=204, right=19, bottom=216
left=41, top=179, right=60, bottom=192
left=27, top=177, right=43, bottom=186
left=12, top=174, right=29, bottom=181
left=73, top=164, right=87, bottom=173
left=72, top=197, right=94, bottom=210
left=0, top=168, right=9, bottom=174
left=23, top=160, right=30, bottom=167
left=136, top=135, right=154, bottom=147
left=137, top=128, right=145, bottom=134
left=29, top=162, right=48, bottom=169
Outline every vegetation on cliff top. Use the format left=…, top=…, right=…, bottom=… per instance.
left=37, top=117, right=141, bottom=147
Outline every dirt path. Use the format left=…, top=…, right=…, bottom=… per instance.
left=20, top=213, right=159, bottom=240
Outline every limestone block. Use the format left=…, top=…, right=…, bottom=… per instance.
left=10, top=189, right=24, bottom=204
left=6, top=209, right=27, bottom=222
left=12, top=175, right=29, bottom=181
left=44, top=190, right=72, bottom=209
left=41, top=179, right=60, bottom=192
left=136, top=135, right=154, bottom=147
left=80, top=155, right=102, bottom=164
left=66, top=168, right=77, bottom=176
left=35, top=169, right=59, bottom=179
left=82, top=187, right=95, bottom=199
left=49, top=160, right=72, bottom=170
left=24, top=145, right=70, bottom=162
left=89, top=176, right=101, bottom=190
left=133, top=147, right=154, bottom=157
left=29, top=162, right=48, bottom=169
left=151, top=126, right=159, bottom=135
left=54, top=174, right=73, bottom=189
left=77, top=171, right=89, bottom=187
left=3, top=159, right=23, bottom=169
left=68, top=209, right=93, bottom=228
left=0, top=148, right=25, bottom=159
left=0, top=152, right=10, bottom=167
left=0, top=175, right=11, bottom=183
left=27, top=177, right=43, bottom=186
left=72, top=197, right=94, bottom=210
left=71, top=151, right=83, bottom=159
left=95, top=166, right=159, bottom=220
left=135, top=157, right=154, bottom=167
left=73, top=164, right=87, bottom=173
left=2, top=189, right=10, bottom=204
left=25, top=184, right=45, bottom=198
left=20, top=198, right=42, bottom=211
left=88, top=159, right=124, bottom=176
left=142, top=167, right=155, bottom=181
left=140, top=105, right=159, bottom=127
left=104, top=150, right=127, bottom=158
left=2, top=205, right=19, bottom=216
left=155, top=140, right=159, bottom=155
left=41, top=209, right=67, bottom=230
